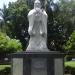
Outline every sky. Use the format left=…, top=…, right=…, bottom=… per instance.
left=0, top=0, right=17, bottom=8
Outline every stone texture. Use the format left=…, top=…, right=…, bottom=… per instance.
left=54, top=58, right=64, bottom=75
left=26, top=0, right=48, bottom=51
left=11, top=52, right=64, bottom=75
left=12, top=58, right=23, bottom=75
left=31, top=58, right=47, bottom=75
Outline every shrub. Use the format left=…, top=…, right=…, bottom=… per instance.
left=6, top=39, right=22, bottom=53
left=65, top=31, right=75, bottom=51
left=65, top=61, right=75, bottom=75
left=0, top=65, right=11, bottom=75
left=0, top=32, right=22, bottom=53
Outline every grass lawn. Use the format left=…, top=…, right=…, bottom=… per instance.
left=65, top=61, right=75, bottom=68
left=0, top=65, right=11, bottom=70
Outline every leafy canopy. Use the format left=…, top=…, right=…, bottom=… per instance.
left=0, top=32, right=22, bottom=53
left=65, top=31, right=75, bottom=51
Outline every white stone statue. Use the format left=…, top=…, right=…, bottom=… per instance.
left=26, top=0, right=49, bottom=52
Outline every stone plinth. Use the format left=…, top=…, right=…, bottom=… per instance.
left=11, top=51, right=64, bottom=75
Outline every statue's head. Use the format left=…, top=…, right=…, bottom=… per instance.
left=34, top=0, right=41, bottom=9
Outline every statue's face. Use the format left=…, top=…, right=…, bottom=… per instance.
left=34, top=0, right=41, bottom=9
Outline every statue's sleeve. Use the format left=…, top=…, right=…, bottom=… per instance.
left=42, top=11, right=48, bottom=34
left=28, top=11, right=35, bottom=33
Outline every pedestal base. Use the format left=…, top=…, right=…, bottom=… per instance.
left=11, top=52, right=64, bottom=75
left=31, top=58, right=47, bottom=75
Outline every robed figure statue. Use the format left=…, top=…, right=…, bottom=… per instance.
left=26, top=0, right=48, bottom=51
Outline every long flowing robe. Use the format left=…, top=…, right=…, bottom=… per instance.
left=26, top=9, right=48, bottom=51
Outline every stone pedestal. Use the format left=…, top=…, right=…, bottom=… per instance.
left=11, top=52, right=64, bottom=75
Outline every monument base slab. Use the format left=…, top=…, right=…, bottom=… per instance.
left=11, top=51, right=64, bottom=75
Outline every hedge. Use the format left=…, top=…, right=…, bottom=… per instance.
left=65, top=61, right=75, bottom=75
left=0, top=65, right=11, bottom=75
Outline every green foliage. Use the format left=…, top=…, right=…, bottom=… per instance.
left=65, top=31, right=75, bottom=51
left=0, top=65, right=11, bottom=75
left=0, top=65, right=11, bottom=71
left=65, top=61, right=75, bottom=68
left=0, top=5, right=9, bottom=32
left=65, top=61, right=75, bottom=74
left=0, top=32, right=22, bottom=53
left=1, top=0, right=75, bottom=51
left=6, top=39, right=22, bottom=53
left=46, top=0, right=75, bottom=51
left=5, top=1, right=29, bottom=50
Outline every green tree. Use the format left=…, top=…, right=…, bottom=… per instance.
left=65, top=31, right=75, bottom=52
left=64, top=30, right=75, bottom=61
left=1, top=0, right=75, bottom=52
left=46, top=0, right=75, bottom=51
left=0, top=5, right=9, bottom=32
left=0, top=32, right=22, bottom=53
left=5, top=1, right=29, bottom=50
